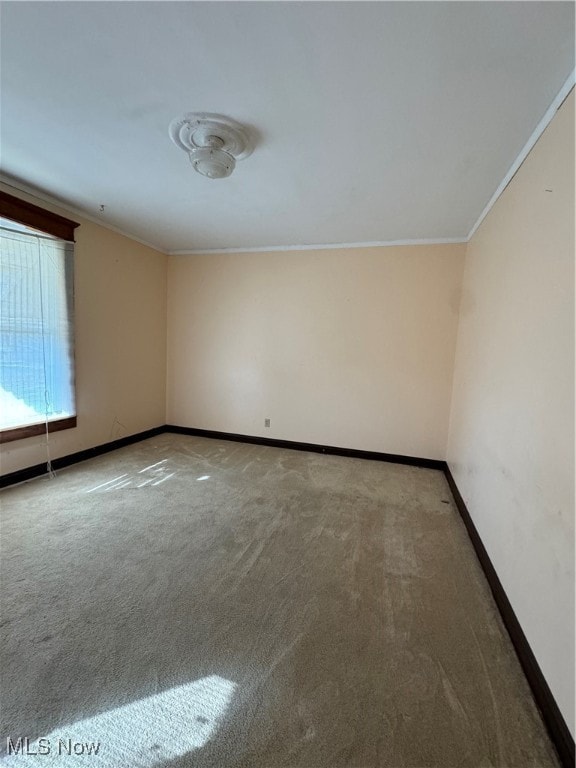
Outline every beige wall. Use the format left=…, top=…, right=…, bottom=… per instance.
left=0, top=185, right=168, bottom=476
left=447, top=91, right=575, bottom=733
left=3, top=94, right=572, bottom=737
left=167, top=244, right=465, bottom=459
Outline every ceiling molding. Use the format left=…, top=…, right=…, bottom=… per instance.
left=0, top=175, right=166, bottom=254
left=467, top=68, right=575, bottom=242
left=2, top=67, right=573, bottom=257
left=2, top=3, right=573, bottom=252
left=168, top=238, right=468, bottom=257
left=0, top=175, right=466, bottom=256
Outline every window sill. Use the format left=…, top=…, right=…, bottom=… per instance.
left=0, top=417, right=77, bottom=444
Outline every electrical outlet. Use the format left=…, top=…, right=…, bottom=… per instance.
left=264, top=418, right=270, bottom=428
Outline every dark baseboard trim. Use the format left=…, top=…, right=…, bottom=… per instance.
left=1, top=424, right=443, bottom=485
left=444, top=466, right=574, bottom=768
left=0, top=426, right=165, bottom=488
left=2, top=424, right=572, bottom=766
left=164, top=425, right=446, bottom=470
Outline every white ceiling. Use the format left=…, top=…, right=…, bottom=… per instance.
left=1, top=2, right=574, bottom=253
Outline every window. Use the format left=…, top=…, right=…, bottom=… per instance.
left=0, top=192, right=79, bottom=443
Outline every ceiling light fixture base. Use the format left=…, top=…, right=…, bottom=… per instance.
left=169, top=112, right=253, bottom=179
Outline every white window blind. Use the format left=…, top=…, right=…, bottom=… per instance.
left=0, top=218, right=75, bottom=433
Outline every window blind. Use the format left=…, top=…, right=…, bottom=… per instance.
left=0, top=219, right=75, bottom=434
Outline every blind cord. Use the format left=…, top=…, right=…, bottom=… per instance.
left=37, top=239, right=56, bottom=480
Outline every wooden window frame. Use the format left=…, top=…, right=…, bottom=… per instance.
left=0, top=192, right=79, bottom=443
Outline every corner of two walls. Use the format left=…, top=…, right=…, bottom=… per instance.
left=1, top=197, right=467, bottom=474
left=164, top=88, right=575, bottom=728
left=3, top=91, right=572, bottom=738
left=0, top=184, right=169, bottom=477
left=446, top=90, right=575, bottom=734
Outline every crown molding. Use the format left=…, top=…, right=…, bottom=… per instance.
left=168, top=237, right=467, bottom=256
left=0, top=174, right=166, bottom=254
left=0, top=175, right=465, bottom=254
left=3, top=68, right=573, bottom=256
left=467, top=69, right=575, bottom=242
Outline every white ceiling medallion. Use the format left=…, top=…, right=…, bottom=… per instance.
left=169, top=113, right=253, bottom=180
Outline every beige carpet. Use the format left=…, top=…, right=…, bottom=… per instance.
left=0, top=434, right=559, bottom=767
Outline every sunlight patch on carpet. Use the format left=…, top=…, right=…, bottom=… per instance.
left=2, top=675, right=236, bottom=766
left=85, top=460, right=177, bottom=492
